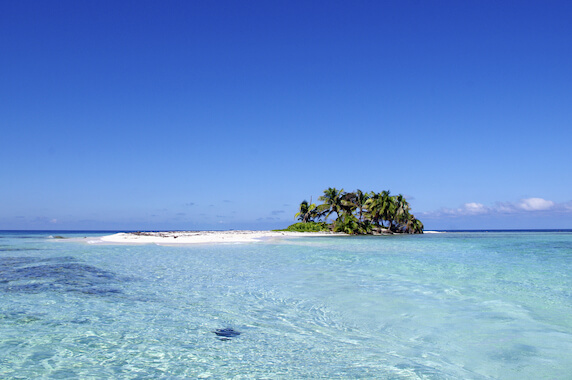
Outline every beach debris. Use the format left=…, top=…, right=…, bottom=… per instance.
left=213, top=328, right=241, bottom=339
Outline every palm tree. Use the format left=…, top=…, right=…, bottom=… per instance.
left=413, top=218, right=424, bottom=234
left=294, top=200, right=318, bottom=223
left=353, top=189, right=370, bottom=222
left=318, top=187, right=345, bottom=221
left=405, top=216, right=424, bottom=234
left=366, top=190, right=394, bottom=229
left=392, top=194, right=411, bottom=231
left=364, top=191, right=382, bottom=226
left=340, top=191, right=358, bottom=217
left=382, top=192, right=396, bottom=230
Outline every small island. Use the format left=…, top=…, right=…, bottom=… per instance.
left=279, top=187, right=424, bottom=235
left=85, top=187, right=422, bottom=245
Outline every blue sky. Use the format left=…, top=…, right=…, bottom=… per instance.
left=1, top=0, right=571, bottom=230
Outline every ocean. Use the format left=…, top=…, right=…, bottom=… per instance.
left=1, top=230, right=571, bottom=379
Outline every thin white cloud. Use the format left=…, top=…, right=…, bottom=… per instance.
left=463, top=202, right=489, bottom=215
left=494, top=202, right=516, bottom=213
left=428, top=202, right=490, bottom=217
left=518, top=198, right=554, bottom=211
left=424, top=197, right=566, bottom=218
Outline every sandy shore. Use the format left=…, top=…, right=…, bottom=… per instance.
left=96, top=230, right=342, bottom=245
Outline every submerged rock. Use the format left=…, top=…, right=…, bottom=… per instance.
left=214, top=328, right=241, bottom=339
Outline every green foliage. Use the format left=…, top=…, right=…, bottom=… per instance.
left=334, top=215, right=373, bottom=235
left=288, top=187, right=425, bottom=234
left=275, top=221, right=330, bottom=232
left=318, top=187, right=345, bottom=221
left=294, top=200, right=319, bottom=223
left=333, top=214, right=359, bottom=234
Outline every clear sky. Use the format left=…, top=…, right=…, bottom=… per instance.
left=1, top=0, right=571, bottom=230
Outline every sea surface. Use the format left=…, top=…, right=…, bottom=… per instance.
left=1, top=230, right=571, bottom=379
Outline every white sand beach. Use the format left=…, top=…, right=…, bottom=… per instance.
left=97, top=231, right=342, bottom=245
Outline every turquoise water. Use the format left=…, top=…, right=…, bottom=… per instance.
left=1, top=231, right=571, bottom=379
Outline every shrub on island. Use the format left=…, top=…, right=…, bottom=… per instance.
left=274, top=221, right=330, bottom=232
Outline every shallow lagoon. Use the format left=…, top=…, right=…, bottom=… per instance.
left=1, top=231, right=571, bottom=379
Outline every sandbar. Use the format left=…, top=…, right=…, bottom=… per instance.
left=95, top=230, right=343, bottom=245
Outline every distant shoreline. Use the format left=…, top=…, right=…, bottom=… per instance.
left=85, top=229, right=572, bottom=245
left=93, top=230, right=345, bottom=245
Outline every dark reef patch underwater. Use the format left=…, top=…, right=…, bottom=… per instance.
left=0, top=256, right=123, bottom=295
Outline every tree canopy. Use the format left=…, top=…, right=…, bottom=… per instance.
left=292, top=187, right=424, bottom=234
